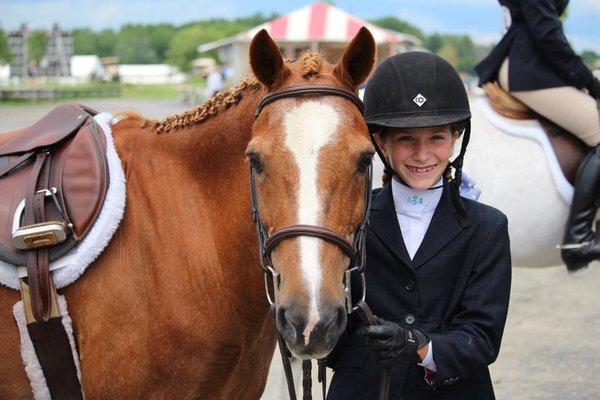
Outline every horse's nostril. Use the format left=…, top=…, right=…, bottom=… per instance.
left=276, top=305, right=289, bottom=331
left=335, top=306, right=346, bottom=330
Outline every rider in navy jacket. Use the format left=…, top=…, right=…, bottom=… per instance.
left=327, top=52, right=512, bottom=400
left=327, top=185, right=511, bottom=399
left=476, top=0, right=600, bottom=271
left=475, top=0, right=595, bottom=91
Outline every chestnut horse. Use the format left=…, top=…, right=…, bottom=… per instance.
left=0, top=28, right=376, bottom=399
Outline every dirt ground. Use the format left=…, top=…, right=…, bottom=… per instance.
left=2, top=99, right=599, bottom=400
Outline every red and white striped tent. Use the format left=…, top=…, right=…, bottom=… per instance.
left=199, top=2, right=422, bottom=81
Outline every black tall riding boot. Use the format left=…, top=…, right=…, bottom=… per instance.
left=560, top=145, right=600, bottom=271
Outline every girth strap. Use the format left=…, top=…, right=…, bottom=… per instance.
left=27, top=312, right=84, bottom=400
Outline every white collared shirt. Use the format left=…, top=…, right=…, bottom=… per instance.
left=391, top=177, right=442, bottom=372
left=391, top=178, right=443, bottom=260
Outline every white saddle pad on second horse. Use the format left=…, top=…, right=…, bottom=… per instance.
left=0, top=112, right=126, bottom=290
left=476, top=97, right=573, bottom=204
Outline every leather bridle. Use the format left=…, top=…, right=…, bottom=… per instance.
left=249, top=85, right=390, bottom=400
left=250, top=85, right=371, bottom=315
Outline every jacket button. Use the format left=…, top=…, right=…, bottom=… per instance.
left=405, top=314, right=416, bottom=325
left=405, top=280, right=415, bottom=291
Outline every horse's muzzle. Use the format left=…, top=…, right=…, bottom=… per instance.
left=275, top=300, right=347, bottom=358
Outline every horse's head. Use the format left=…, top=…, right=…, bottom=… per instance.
left=246, top=28, right=376, bottom=358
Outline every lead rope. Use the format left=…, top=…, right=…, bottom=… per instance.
left=302, top=360, right=312, bottom=400
left=354, top=300, right=391, bottom=400
left=271, top=305, right=298, bottom=400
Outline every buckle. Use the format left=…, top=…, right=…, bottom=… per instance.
left=556, top=241, right=590, bottom=250
left=19, top=277, right=60, bottom=323
left=11, top=221, right=67, bottom=250
left=10, top=187, right=71, bottom=250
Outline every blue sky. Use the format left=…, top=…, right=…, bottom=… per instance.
left=1, top=0, right=599, bottom=51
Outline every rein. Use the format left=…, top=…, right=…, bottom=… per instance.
left=249, top=85, right=389, bottom=400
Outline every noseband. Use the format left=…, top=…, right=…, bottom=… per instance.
left=250, top=85, right=372, bottom=314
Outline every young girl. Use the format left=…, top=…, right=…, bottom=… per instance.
left=326, top=52, right=511, bottom=400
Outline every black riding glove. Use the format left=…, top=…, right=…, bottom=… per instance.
left=359, top=317, right=430, bottom=367
left=588, top=77, right=600, bottom=100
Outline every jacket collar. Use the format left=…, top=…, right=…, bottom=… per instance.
left=370, top=182, right=469, bottom=270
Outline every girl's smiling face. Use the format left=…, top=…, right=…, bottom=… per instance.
left=376, top=125, right=459, bottom=190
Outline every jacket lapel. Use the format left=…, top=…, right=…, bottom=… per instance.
left=369, top=183, right=413, bottom=269
left=411, top=185, right=469, bottom=269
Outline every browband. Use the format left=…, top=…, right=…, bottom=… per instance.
left=255, top=85, right=365, bottom=118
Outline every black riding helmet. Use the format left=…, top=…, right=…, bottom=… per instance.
left=364, top=51, right=472, bottom=225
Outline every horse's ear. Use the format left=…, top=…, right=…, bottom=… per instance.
left=334, top=27, right=376, bottom=87
left=250, top=29, right=287, bottom=88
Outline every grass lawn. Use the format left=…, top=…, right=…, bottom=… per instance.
left=0, top=82, right=205, bottom=105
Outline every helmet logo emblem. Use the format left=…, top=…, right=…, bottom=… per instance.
left=413, top=93, right=427, bottom=107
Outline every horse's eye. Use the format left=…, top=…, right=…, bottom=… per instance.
left=246, top=152, right=263, bottom=172
left=356, top=152, right=374, bottom=172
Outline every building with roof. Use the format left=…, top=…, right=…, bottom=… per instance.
left=117, top=64, right=186, bottom=84
left=71, top=55, right=107, bottom=82
left=198, top=2, right=422, bottom=82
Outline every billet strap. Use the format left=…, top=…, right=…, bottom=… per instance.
left=255, top=85, right=364, bottom=119
left=24, top=152, right=53, bottom=321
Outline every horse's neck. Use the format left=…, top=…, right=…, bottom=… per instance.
left=113, top=90, right=269, bottom=321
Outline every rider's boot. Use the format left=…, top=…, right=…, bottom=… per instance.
left=560, top=145, right=600, bottom=271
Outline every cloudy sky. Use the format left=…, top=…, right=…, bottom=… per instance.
left=1, top=0, right=598, bottom=51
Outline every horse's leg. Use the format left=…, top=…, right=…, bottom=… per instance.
left=0, top=285, right=32, bottom=400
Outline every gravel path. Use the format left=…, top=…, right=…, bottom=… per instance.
left=2, top=99, right=598, bottom=400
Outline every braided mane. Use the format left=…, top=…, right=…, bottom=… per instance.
left=144, top=52, right=325, bottom=134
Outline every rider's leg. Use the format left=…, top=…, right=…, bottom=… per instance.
left=499, top=58, right=600, bottom=270
left=560, top=145, right=600, bottom=271
left=498, top=58, right=600, bottom=146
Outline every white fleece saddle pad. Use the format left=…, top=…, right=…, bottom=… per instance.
left=477, top=97, right=573, bottom=204
left=0, top=112, right=126, bottom=290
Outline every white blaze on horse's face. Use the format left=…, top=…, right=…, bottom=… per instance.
left=283, top=100, right=340, bottom=347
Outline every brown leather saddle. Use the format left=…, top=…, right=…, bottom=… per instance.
left=0, top=104, right=109, bottom=316
left=483, top=82, right=587, bottom=184
left=0, top=103, right=109, bottom=399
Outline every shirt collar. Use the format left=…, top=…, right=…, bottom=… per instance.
left=392, top=177, right=443, bottom=216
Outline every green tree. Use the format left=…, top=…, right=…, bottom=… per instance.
left=165, top=25, right=205, bottom=72
left=425, top=34, right=444, bottom=53
left=28, top=30, right=49, bottom=65
left=581, top=50, right=599, bottom=69
left=368, top=16, right=424, bottom=40
left=97, top=29, right=117, bottom=57
left=0, top=28, right=12, bottom=64
left=438, top=42, right=459, bottom=68
left=115, top=36, right=158, bottom=64
left=147, top=24, right=178, bottom=61
left=73, top=28, right=98, bottom=54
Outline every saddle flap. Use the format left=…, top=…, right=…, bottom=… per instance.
left=0, top=106, right=109, bottom=266
left=0, top=105, right=89, bottom=156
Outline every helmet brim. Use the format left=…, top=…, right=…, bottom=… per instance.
left=367, top=111, right=471, bottom=132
